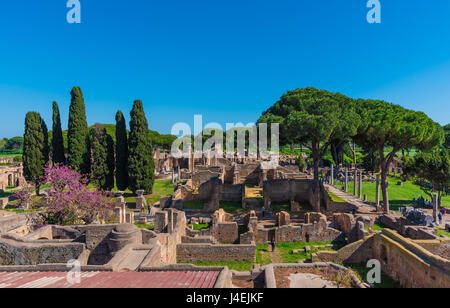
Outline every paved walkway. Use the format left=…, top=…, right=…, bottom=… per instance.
left=324, top=184, right=381, bottom=215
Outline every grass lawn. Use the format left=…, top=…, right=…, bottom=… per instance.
left=275, top=241, right=341, bottom=263
left=437, top=228, right=450, bottom=238
left=220, top=202, right=248, bottom=214
left=334, top=175, right=450, bottom=211
left=183, top=201, right=204, bottom=210
left=270, top=202, right=290, bottom=212
left=256, top=244, right=272, bottom=266
left=114, top=179, right=175, bottom=206
left=193, top=223, right=210, bottom=231
left=134, top=222, right=155, bottom=231
left=346, top=263, right=402, bottom=288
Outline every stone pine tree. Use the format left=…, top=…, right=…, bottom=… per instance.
left=128, top=100, right=155, bottom=194
left=355, top=100, right=444, bottom=213
left=88, top=124, right=115, bottom=191
left=115, top=111, right=129, bottom=191
left=51, top=101, right=65, bottom=164
left=67, top=87, right=89, bottom=174
left=23, top=112, right=46, bottom=194
left=258, top=88, right=361, bottom=212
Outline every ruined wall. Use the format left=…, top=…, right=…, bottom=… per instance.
left=275, top=217, right=342, bottom=243
left=176, top=243, right=256, bottom=263
left=0, top=237, right=85, bottom=266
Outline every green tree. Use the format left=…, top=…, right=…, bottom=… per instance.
left=89, top=124, right=115, bottom=191
left=23, top=112, right=46, bottom=193
left=408, top=149, right=449, bottom=207
left=258, top=88, right=360, bottom=211
left=355, top=100, right=444, bottom=213
left=41, top=119, right=49, bottom=166
left=5, top=136, right=24, bottom=151
left=51, top=101, right=65, bottom=164
left=128, top=100, right=155, bottom=194
left=115, top=111, right=129, bottom=191
left=444, top=124, right=450, bottom=149
left=67, top=87, right=89, bottom=174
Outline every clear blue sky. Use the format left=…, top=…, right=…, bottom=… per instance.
left=0, top=0, right=449, bottom=138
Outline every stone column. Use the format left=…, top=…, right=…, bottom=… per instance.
left=171, top=169, right=175, bottom=184
left=358, top=171, right=363, bottom=200
left=433, top=192, right=439, bottom=223
left=344, top=168, right=348, bottom=193
left=330, top=165, right=334, bottom=186
left=178, top=167, right=181, bottom=183
left=375, top=174, right=380, bottom=208
left=354, top=169, right=358, bottom=196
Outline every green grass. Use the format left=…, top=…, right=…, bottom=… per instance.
left=256, top=244, right=272, bottom=266
left=114, top=179, right=175, bottom=206
left=185, top=260, right=254, bottom=272
left=276, top=241, right=340, bottom=263
left=327, top=190, right=347, bottom=203
left=220, top=202, right=248, bottom=214
left=134, top=222, right=155, bottom=231
left=193, top=223, right=210, bottom=231
left=183, top=201, right=204, bottom=210
left=270, top=202, right=290, bottom=212
left=372, top=223, right=387, bottom=231
left=334, top=175, right=450, bottom=211
left=346, top=263, right=402, bottom=288
left=437, top=228, right=450, bottom=238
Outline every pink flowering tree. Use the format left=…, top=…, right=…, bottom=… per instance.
left=40, top=164, right=114, bottom=225
left=12, top=183, right=35, bottom=209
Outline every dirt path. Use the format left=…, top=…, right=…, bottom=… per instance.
left=325, top=184, right=382, bottom=215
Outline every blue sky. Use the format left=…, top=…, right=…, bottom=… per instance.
left=0, top=0, right=449, bottom=138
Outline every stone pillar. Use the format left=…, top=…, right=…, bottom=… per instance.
left=189, top=148, right=194, bottom=172
left=171, top=169, right=175, bottom=184
left=344, top=168, right=348, bottom=193
left=354, top=169, right=358, bottom=196
left=330, top=165, right=334, bottom=186
left=375, top=174, right=380, bottom=208
left=433, top=192, right=439, bottom=223
left=178, top=167, right=181, bottom=183
left=358, top=171, right=363, bottom=200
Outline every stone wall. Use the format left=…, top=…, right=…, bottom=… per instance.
left=275, top=217, right=343, bottom=243
left=176, top=242, right=256, bottom=263
left=0, top=236, right=85, bottom=266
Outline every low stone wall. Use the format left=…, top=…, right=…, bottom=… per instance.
left=176, top=242, right=256, bottom=263
left=0, top=213, right=29, bottom=234
left=275, top=217, right=343, bottom=243
left=0, top=236, right=85, bottom=266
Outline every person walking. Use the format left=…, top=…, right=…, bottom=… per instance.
left=271, top=238, right=276, bottom=252
left=438, top=212, right=443, bottom=225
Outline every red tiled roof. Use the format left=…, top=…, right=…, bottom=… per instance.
left=0, top=271, right=220, bottom=288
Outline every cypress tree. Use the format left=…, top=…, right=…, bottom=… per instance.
left=89, top=124, right=115, bottom=191
left=115, top=111, right=129, bottom=191
left=67, top=86, right=89, bottom=174
left=52, top=101, right=65, bottom=164
left=41, top=119, right=49, bottom=166
left=128, top=100, right=155, bottom=194
left=23, top=112, right=46, bottom=193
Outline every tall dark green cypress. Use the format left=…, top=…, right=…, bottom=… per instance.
left=41, top=119, right=49, bottom=166
left=89, top=124, right=115, bottom=191
left=115, top=111, right=129, bottom=191
left=128, top=100, right=155, bottom=194
left=67, top=87, right=89, bottom=174
left=51, top=102, right=65, bottom=164
left=23, top=112, right=46, bottom=193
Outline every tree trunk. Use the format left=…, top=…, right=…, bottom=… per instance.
left=378, top=146, right=390, bottom=214
left=312, top=146, right=321, bottom=212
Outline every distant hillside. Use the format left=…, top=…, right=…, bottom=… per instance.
left=48, top=124, right=177, bottom=151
